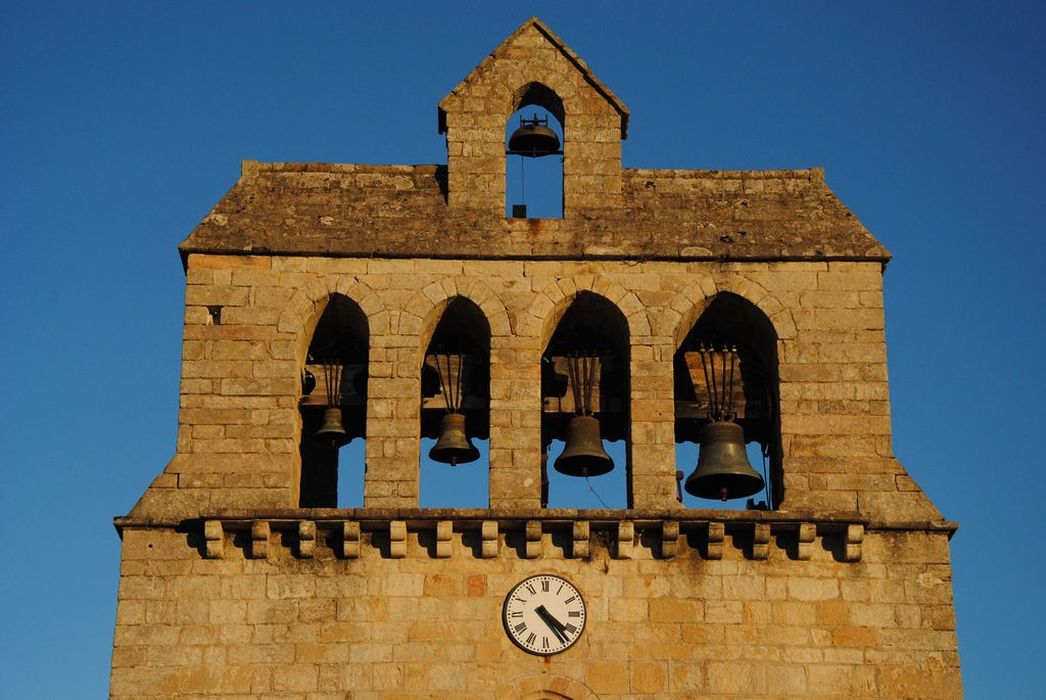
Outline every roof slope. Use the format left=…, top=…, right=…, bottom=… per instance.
left=179, top=161, right=889, bottom=262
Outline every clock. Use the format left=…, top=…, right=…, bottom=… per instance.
left=502, top=574, right=586, bottom=655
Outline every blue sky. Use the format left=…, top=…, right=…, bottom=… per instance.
left=1, top=2, right=1043, bottom=696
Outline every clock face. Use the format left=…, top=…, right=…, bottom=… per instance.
left=502, top=574, right=586, bottom=655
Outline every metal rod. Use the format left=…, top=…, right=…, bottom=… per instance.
left=584, top=354, right=597, bottom=416
left=726, top=345, right=737, bottom=420
left=707, top=345, right=720, bottom=420
left=434, top=352, right=467, bottom=414
left=323, top=359, right=343, bottom=409
left=435, top=354, right=449, bottom=412
left=698, top=345, right=714, bottom=421
left=455, top=353, right=466, bottom=412
left=567, top=354, right=581, bottom=416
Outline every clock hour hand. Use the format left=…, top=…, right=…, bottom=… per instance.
left=534, top=605, right=569, bottom=643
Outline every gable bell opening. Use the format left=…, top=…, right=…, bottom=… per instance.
left=438, top=17, right=629, bottom=215
left=506, top=83, right=565, bottom=218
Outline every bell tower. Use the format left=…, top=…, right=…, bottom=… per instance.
left=111, top=17, right=961, bottom=698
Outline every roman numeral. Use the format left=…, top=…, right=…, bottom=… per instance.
left=526, top=632, right=536, bottom=645
left=541, top=580, right=550, bottom=592
left=563, top=596, right=576, bottom=604
left=565, top=623, right=577, bottom=634
left=568, top=610, right=580, bottom=618
left=526, top=584, right=536, bottom=595
left=514, top=622, right=527, bottom=633
left=557, top=583, right=564, bottom=594
left=509, top=610, right=523, bottom=618
left=542, top=636, right=549, bottom=649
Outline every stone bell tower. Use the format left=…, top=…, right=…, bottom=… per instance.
left=111, top=17, right=961, bottom=698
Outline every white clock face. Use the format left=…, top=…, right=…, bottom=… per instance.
left=503, top=574, right=586, bottom=655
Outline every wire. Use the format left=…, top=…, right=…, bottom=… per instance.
left=584, top=476, right=611, bottom=509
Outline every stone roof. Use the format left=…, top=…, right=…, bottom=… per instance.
left=179, top=161, right=891, bottom=263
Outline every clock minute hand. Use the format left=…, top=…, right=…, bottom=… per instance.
left=535, top=605, right=569, bottom=642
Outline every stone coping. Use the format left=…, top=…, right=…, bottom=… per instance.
left=113, top=508, right=957, bottom=534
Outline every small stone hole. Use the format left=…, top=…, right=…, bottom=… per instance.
left=207, top=306, right=222, bottom=325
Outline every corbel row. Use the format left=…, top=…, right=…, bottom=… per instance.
left=200, top=519, right=864, bottom=562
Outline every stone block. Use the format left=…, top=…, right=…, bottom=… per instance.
left=480, top=520, right=498, bottom=558
left=616, top=520, right=635, bottom=559
left=341, top=521, right=360, bottom=559
left=249, top=521, right=270, bottom=559
left=434, top=520, right=453, bottom=558
left=572, top=521, right=590, bottom=559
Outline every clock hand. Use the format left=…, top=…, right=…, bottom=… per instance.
left=535, top=605, right=569, bottom=643
left=539, top=605, right=570, bottom=632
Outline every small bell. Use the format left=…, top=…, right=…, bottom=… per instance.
left=507, top=115, right=560, bottom=157
left=684, top=420, right=764, bottom=501
left=554, top=415, right=614, bottom=477
left=315, top=407, right=350, bottom=448
left=429, top=412, right=480, bottom=466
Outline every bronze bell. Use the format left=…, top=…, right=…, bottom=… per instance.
left=554, top=415, right=614, bottom=477
left=429, top=412, right=480, bottom=466
left=315, top=407, right=350, bottom=448
left=508, top=117, right=560, bottom=157
left=684, top=420, right=764, bottom=501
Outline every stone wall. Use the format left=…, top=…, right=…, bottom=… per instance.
left=130, top=254, right=937, bottom=526
left=111, top=521, right=959, bottom=698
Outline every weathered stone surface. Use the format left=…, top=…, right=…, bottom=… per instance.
left=111, top=16, right=959, bottom=699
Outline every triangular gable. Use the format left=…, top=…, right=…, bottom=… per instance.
left=438, top=16, right=630, bottom=138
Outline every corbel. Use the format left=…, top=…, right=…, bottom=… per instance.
left=203, top=520, right=224, bottom=559
left=524, top=520, right=543, bottom=559
left=481, top=520, right=499, bottom=558
left=389, top=520, right=407, bottom=559
left=751, top=522, right=771, bottom=560
left=845, top=523, right=864, bottom=562
left=297, top=520, right=316, bottom=559
left=341, top=521, right=360, bottom=559
left=572, top=521, right=590, bottom=559
left=706, top=522, right=725, bottom=560
left=249, top=521, right=270, bottom=560
left=797, top=522, right=816, bottom=561
left=661, top=520, right=679, bottom=559
left=616, top=520, right=635, bottom=559
left=435, top=520, right=453, bottom=558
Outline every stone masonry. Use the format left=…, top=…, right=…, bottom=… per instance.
left=111, top=17, right=961, bottom=699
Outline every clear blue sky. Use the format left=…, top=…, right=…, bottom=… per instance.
left=1, top=1, right=1043, bottom=696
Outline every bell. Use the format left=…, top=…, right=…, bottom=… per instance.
left=315, top=407, right=350, bottom=448
left=508, top=122, right=560, bottom=157
left=429, top=412, right=480, bottom=466
left=684, top=420, right=764, bottom=501
left=554, top=415, right=614, bottom=477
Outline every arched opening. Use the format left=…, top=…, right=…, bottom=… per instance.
left=674, top=293, right=781, bottom=510
left=541, top=292, right=630, bottom=508
left=298, top=294, right=368, bottom=508
left=505, top=82, right=564, bottom=219
left=419, top=297, right=491, bottom=507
